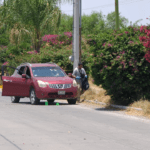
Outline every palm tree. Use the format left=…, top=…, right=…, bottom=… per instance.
left=0, top=0, right=73, bottom=52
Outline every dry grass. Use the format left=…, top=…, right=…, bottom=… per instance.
left=126, top=108, right=144, bottom=117
left=81, top=77, right=111, bottom=104
left=82, top=78, right=150, bottom=118
left=126, top=100, right=150, bottom=118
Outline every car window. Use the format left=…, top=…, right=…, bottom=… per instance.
left=32, top=67, right=66, bottom=77
left=12, top=69, right=18, bottom=76
left=18, top=66, right=25, bottom=75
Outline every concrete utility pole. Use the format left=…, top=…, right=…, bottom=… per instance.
left=115, top=0, right=119, bottom=30
left=69, top=0, right=82, bottom=70
left=73, top=0, right=79, bottom=70
left=79, top=0, right=82, bottom=62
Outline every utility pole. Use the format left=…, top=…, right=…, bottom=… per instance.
left=115, top=0, right=119, bottom=30
left=79, top=0, right=82, bottom=62
left=73, top=0, right=79, bottom=70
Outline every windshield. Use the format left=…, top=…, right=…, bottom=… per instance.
left=32, top=67, right=66, bottom=77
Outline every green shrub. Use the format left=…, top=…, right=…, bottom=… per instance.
left=6, top=39, right=91, bottom=76
left=6, top=45, right=20, bottom=55
left=19, top=42, right=31, bottom=51
left=58, top=14, right=73, bottom=34
left=87, top=26, right=150, bottom=105
left=6, top=42, right=32, bottom=56
left=6, top=46, right=73, bottom=74
left=0, top=34, right=9, bottom=45
left=0, top=46, right=8, bottom=64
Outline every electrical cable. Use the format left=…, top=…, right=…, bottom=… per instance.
left=62, top=0, right=146, bottom=12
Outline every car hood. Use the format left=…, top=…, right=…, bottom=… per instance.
left=34, top=76, right=74, bottom=84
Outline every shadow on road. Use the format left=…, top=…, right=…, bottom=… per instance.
left=94, top=105, right=123, bottom=112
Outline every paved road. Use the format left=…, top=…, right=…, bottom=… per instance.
left=1, top=90, right=150, bottom=150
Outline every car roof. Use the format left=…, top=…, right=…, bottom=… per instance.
left=30, top=63, right=57, bottom=67
left=19, top=63, right=58, bottom=68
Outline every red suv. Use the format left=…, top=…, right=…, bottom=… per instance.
left=1, top=62, right=78, bottom=105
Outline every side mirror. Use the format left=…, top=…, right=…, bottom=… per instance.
left=22, top=74, right=26, bottom=78
left=68, top=73, right=72, bottom=77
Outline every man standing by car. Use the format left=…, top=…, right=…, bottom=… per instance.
left=72, top=62, right=87, bottom=102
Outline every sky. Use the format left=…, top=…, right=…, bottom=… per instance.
left=60, top=0, right=150, bottom=26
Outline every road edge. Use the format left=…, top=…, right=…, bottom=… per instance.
left=85, top=100, right=142, bottom=111
left=0, top=85, right=142, bottom=111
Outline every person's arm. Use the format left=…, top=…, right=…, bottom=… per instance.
left=72, top=68, right=77, bottom=78
left=72, top=75, right=76, bottom=78
left=82, top=68, right=86, bottom=75
left=82, top=68, right=87, bottom=78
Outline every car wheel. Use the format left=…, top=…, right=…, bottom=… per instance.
left=30, top=88, right=40, bottom=105
left=47, top=99, right=55, bottom=103
left=67, top=99, right=77, bottom=105
left=11, top=96, right=20, bottom=103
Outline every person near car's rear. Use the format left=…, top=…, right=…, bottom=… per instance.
left=72, top=62, right=86, bottom=103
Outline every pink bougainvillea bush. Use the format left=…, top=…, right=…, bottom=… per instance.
left=139, top=26, right=150, bottom=63
left=2, top=61, right=8, bottom=65
left=87, top=26, right=150, bottom=105
left=42, top=32, right=72, bottom=48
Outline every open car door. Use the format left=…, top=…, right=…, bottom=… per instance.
left=1, top=65, right=24, bottom=96
left=2, top=76, right=16, bottom=96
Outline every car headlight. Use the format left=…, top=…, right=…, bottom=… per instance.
left=37, top=80, right=49, bottom=88
left=73, top=80, right=77, bottom=87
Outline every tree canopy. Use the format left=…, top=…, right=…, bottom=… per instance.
left=0, top=0, right=64, bottom=52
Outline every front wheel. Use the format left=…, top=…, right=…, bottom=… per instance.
left=67, top=99, right=77, bottom=105
left=11, top=96, right=20, bottom=103
left=30, top=88, right=40, bottom=105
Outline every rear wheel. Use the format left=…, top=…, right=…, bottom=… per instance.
left=30, top=88, right=40, bottom=105
left=47, top=99, right=55, bottom=103
left=67, top=99, right=77, bottom=105
left=11, top=96, right=20, bottom=103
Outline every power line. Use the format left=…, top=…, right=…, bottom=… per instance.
left=62, top=0, right=145, bottom=12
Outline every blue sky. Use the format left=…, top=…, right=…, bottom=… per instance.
left=60, top=0, right=150, bottom=26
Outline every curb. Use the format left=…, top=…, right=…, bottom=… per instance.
left=85, top=100, right=142, bottom=111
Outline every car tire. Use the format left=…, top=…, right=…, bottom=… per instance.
left=67, top=99, right=77, bottom=105
left=11, top=96, right=20, bottom=103
left=47, top=99, right=55, bottom=103
left=30, top=88, right=40, bottom=105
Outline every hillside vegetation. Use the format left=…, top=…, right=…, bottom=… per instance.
left=0, top=0, right=150, bottom=106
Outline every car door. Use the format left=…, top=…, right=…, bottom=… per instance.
left=21, top=66, right=32, bottom=97
left=13, top=65, right=28, bottom=97
left=2, top=66, right=26, bottom=97
left=2, top=76, right=18, bottom=96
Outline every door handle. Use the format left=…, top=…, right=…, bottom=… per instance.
left=3, top=79, right=12, bottom=82
left=3, top=79, right=10, bottom=82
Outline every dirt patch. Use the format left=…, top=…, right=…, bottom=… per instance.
left=126, top=100, right=150, bottom=118
left=81, top=100, right=105, bottom=108
left=81, top=77, right=111, bottom=104
left=126, top=108, right=144, bottom=117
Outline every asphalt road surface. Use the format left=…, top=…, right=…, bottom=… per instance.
left=1, top=90, right=150, bottom=150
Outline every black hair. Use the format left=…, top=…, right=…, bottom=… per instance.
left=78, top=62, right=83, bottom=66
